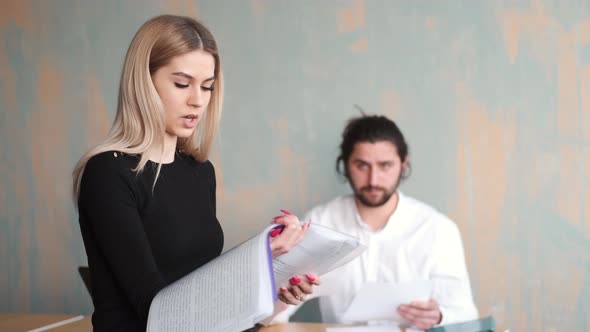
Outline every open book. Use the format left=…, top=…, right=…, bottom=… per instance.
left=146, top=223, right=365, bottom=332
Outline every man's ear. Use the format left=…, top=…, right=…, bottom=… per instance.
left=341, top=159, right=351, bottom=180
left=401, top=158, right=411, bottom=179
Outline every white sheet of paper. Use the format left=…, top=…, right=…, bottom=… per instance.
left=341, top=280, right=433, bottom=324
left=273, top=223, right=365, bottom=287
left=326, top=327, right=422, bottom=332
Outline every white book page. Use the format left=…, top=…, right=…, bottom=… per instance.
left=147, top=226, right=275, bottom=332
left=273, top=223, right=365, bottom=287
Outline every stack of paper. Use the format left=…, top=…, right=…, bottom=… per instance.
left=146, top=223, right=366, bottom=332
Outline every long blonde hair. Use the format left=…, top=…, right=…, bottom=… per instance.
left=72, top=15, right=223, bottom=202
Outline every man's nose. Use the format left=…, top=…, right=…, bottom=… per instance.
left=368, top=168, right=379, bottom=186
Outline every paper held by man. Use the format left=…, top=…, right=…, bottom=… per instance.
left=146, top=223, right=366, bottom=332
left=341, top=280, right=433, bottom=325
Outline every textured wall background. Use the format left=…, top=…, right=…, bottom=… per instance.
left=1, top=0, right=589, bottom=330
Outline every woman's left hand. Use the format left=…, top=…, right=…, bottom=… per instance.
left=269, top=209, right=310, bottom=258
left=278, top=273, right=321, bottom=305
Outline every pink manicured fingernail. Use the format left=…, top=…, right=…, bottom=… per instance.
left=280, top=287, right=287, bottom=293
left=280, top=209, right=292, bottom=215
left=305, top=274, right=316, bottom=282
left=269, top=229, right=281, bottom=238
left=289, top=276, right=301, bottom=286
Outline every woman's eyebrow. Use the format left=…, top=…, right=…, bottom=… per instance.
left=172, top=72, right=216, bottom=82
left=172, top=72, right=193, bottom=79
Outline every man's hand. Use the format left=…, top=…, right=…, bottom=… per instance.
left=397, top=299, right=442, bottom=330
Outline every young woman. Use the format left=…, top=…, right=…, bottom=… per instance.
left=72, top=15, right=318, bottom=331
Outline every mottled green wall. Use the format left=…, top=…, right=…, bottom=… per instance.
left=1, top=1, right=589, bottom=330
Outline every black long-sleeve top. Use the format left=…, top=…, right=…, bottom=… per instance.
left=78, top=151, right=224, bottom=331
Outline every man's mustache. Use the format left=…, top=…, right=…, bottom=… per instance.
left=361, top=186, right=385, bottom=192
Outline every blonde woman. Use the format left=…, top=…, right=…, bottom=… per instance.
left=73, top=15, right=318, bottom=331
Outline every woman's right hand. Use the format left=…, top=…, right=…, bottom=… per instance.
left=269, top=209, right=310, bottom=258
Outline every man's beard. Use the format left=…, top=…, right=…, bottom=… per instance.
left=354, top=186, right=396, bottom=207
left=351, top=175, right=401, bottom=208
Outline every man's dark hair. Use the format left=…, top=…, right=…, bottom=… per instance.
left=336, top=115, right=410, bottom=178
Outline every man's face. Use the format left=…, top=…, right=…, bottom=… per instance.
left=346, top=141, right=406, bottom=207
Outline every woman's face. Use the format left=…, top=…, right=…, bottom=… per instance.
left=151, top=49, right=216, bottom=139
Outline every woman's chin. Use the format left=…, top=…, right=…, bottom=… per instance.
left=174, top=128, right=196, bottom=139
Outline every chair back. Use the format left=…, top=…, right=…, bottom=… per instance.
left=78, top=266, right=93, bottom=300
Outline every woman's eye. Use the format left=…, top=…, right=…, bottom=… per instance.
left=201, top=86, right=214, bottom=92
left=174, top=82, right=189, bottom=88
